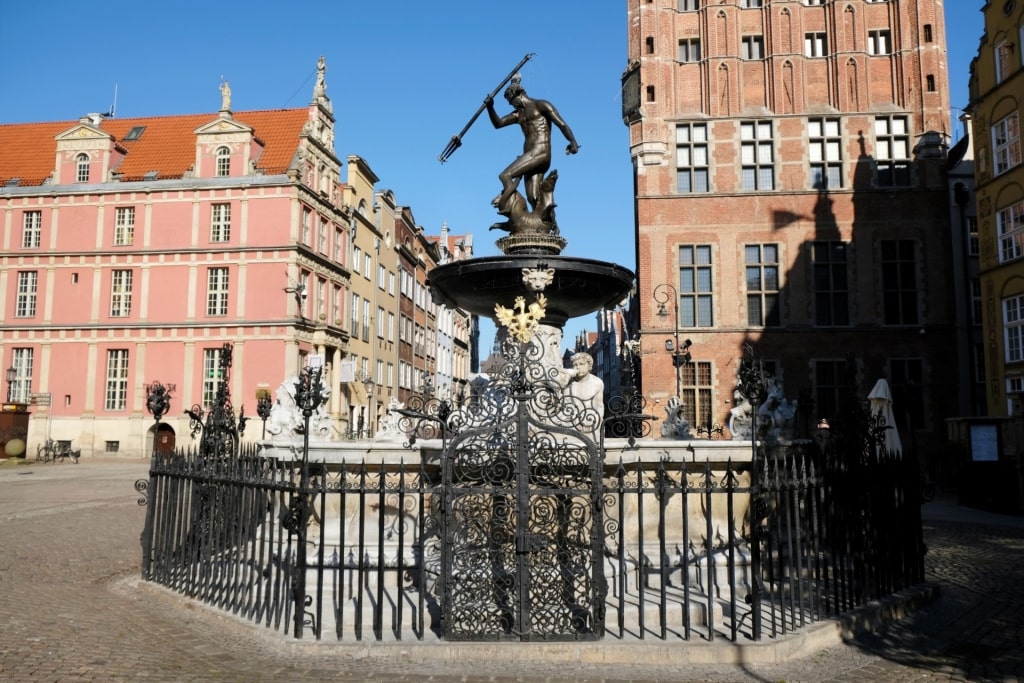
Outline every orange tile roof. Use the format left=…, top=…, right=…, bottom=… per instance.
left=0, top=109, right=309, bottom=186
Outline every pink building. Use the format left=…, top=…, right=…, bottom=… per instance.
left=0, top=62, right=359, bottom=457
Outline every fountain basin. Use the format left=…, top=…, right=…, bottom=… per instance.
left=427, top=255, right=634, bottom=327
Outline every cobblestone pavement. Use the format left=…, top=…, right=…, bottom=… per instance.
left=1, top=457, right=1022, bottom=682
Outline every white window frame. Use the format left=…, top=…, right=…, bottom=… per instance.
left=215, top=146, right=231, bottom=177
left=874, top=115, right=911, bottom=187
left=206, top=267, right=229, bottom=316
left=15, top=271, right=37, bottom=318
left=1005, top=294, right=1024, bottom=363
left=210, top=203, right=231, bottom=242
left=993, top=112, right=1021, bottom=176
left=110, top=269, right=133, bottom=317
left=809, top=117, right=843, bottom=189
left=999, top=199, right=1024, bottom=263
left=741, top=120, right=775, bottom=191
left=114, top=207, right=135, bottom=246
left=22, top=211, right=41, bottom=248
left=868, top=30, right=892, bottom=56
left=10, top=348, right=33, bottom=402
left=678, top=38, right=701, bottom=62
left=76, top=153, right=90, bottom=183
left=105, top=349, right=129, bottom=411
left=676, top=123, right=710, bottom=193
left=741, top=35, right=764, bottom=60
left=804, top=32, right=827, bottom=58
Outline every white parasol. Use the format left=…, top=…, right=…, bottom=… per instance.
left=867, top=378, right=902, bottom=456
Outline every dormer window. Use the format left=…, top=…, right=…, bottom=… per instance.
left=215, top=146, right=231, bottom=177
left=76, top=153, right=90, bottom=183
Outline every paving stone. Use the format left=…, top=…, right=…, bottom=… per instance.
left=2, top=460, right=1023, bottom=682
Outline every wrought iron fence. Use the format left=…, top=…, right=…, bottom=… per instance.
left=138, top=439, right=923, bottom=643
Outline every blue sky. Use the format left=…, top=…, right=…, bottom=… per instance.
left=0, top=1, right=985, bottom=356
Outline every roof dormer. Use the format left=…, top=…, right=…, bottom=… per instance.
left=193, top=114, right=257, bottom=179
left=54, top=116, right=120, bottom=185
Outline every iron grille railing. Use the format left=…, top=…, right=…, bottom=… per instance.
left=139, top=441, right=924, bottom=642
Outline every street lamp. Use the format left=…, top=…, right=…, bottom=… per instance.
left=653, top=284, right=691, bottom=400
left=5, top=366, right=15, bottom=403
left=255, top=385, right=273, bottom=440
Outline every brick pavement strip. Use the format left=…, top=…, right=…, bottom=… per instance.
left=1, top=459, right=1022, bottom=682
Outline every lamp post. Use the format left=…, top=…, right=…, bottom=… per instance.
left=362, top=375, right=375, bottom=437
left=256, top=385, right=273, bottom=440
left=6, top=366, right=16, bottom=403
left=144, top=381, right=173, bottom=458
left=653, top=284, right=691, bottom=400
left=287, top=362, right=326, bottom=639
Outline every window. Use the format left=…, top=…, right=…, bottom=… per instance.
left=678, top=39, right=701, bottom=63
left=388, top=272, right=396, bottom=296
left=923, top=24, right=932, bottom=42
left=302, top=208, right=311, bottom=245
left=967, top=215, right=979, bottom=255
left=105, top=349, right=129, bottom=411
left=999, top=199, right=1024, bottom=263
left=996, top=41, right=1013, bottom=83
left=363, top=299, right=371, bottom=341
left=678, top=0, right=700, bottom=9
left=215, top=146, right=231, bottom=177
left=15, top=271, right=37, bottom=318
left=202, top=348, right=223, bottom=407
left=805, top=0, right=825, bottom=5
left=746, top=244, right=780, bottom=327
left=646, top=85, right=656, bottom=102
left=741, top=120, right=774, bottom=191
left=10, top=348, right=33, bottom=403
left=741, top=0, right=762, bottom=7
left=814, top=359, right=855, bottom=423
left=21, top=211, right=41, bottom=248
left=206, top=267, right=229, bottom=316
left=333, top=285, right=342, bottom=322
left=741, top=35, right=764, bottom=60
left=388, top=312, right=395, bottom=342
left=378, top=265, right=387, bottom=289
left=1007, top=296, right=1024, bottom=362
left=334, top=228, right=343, bottom=262
left=105, top=441, right=120, bottom=453
left=813, top=242, right=850, bottom=326
left=351, top=293, right=360, bottom=336
left=681, top=361, right=713, bottom=429
left=76, top=153, right=90, bottom=183
left=676, top=123, right=709, bottom=193
left=809, top=117, right=842, bottom=189
left=874, top=115, right=911, bottom=187
left=319, top=219, right=327, bottom=253
left=353, top=247, right=362, bottom=276
left=926, top=75, right=935, bottom=92
left=210, top=203, right=231, bottom=242
left=993, top=112, right=1021, bottom=176
left=110, top=269, right=133, bottom=317
left=378, top=306, right=386, bottom=338
left=881, top=240, right=919, bottom=325
left=114, top=207, right=135, bottom=246
left=679, top=245, right=713, bottom=327
left=971, top=279, right=982, bottom=326
left=868, top=30, right=892, bottom=55
left=365, top=254, right=372, bottom=279
left=804, top=32, right=827, bottom=58
left=889, top=358, right=925, bottom=429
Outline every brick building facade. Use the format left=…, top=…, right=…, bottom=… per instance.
left=625, top=0, right=960, bottom=449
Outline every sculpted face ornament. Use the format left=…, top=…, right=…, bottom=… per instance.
left=521, top=267, right=555, bottom=292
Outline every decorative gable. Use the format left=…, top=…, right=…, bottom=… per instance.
left=193, top=115, right=255, bottom=179
left=54, top=119, right=117, bottom=184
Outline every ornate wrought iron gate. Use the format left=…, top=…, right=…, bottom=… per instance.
left=438, top=346, right=606, bottom=641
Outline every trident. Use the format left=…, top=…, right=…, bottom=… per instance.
left=438, top=52, right=535, bottom=163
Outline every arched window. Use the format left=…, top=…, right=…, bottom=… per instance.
left=76, top=153, right=90, bottom=183
left=215, top=146, right=231, bottom=177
